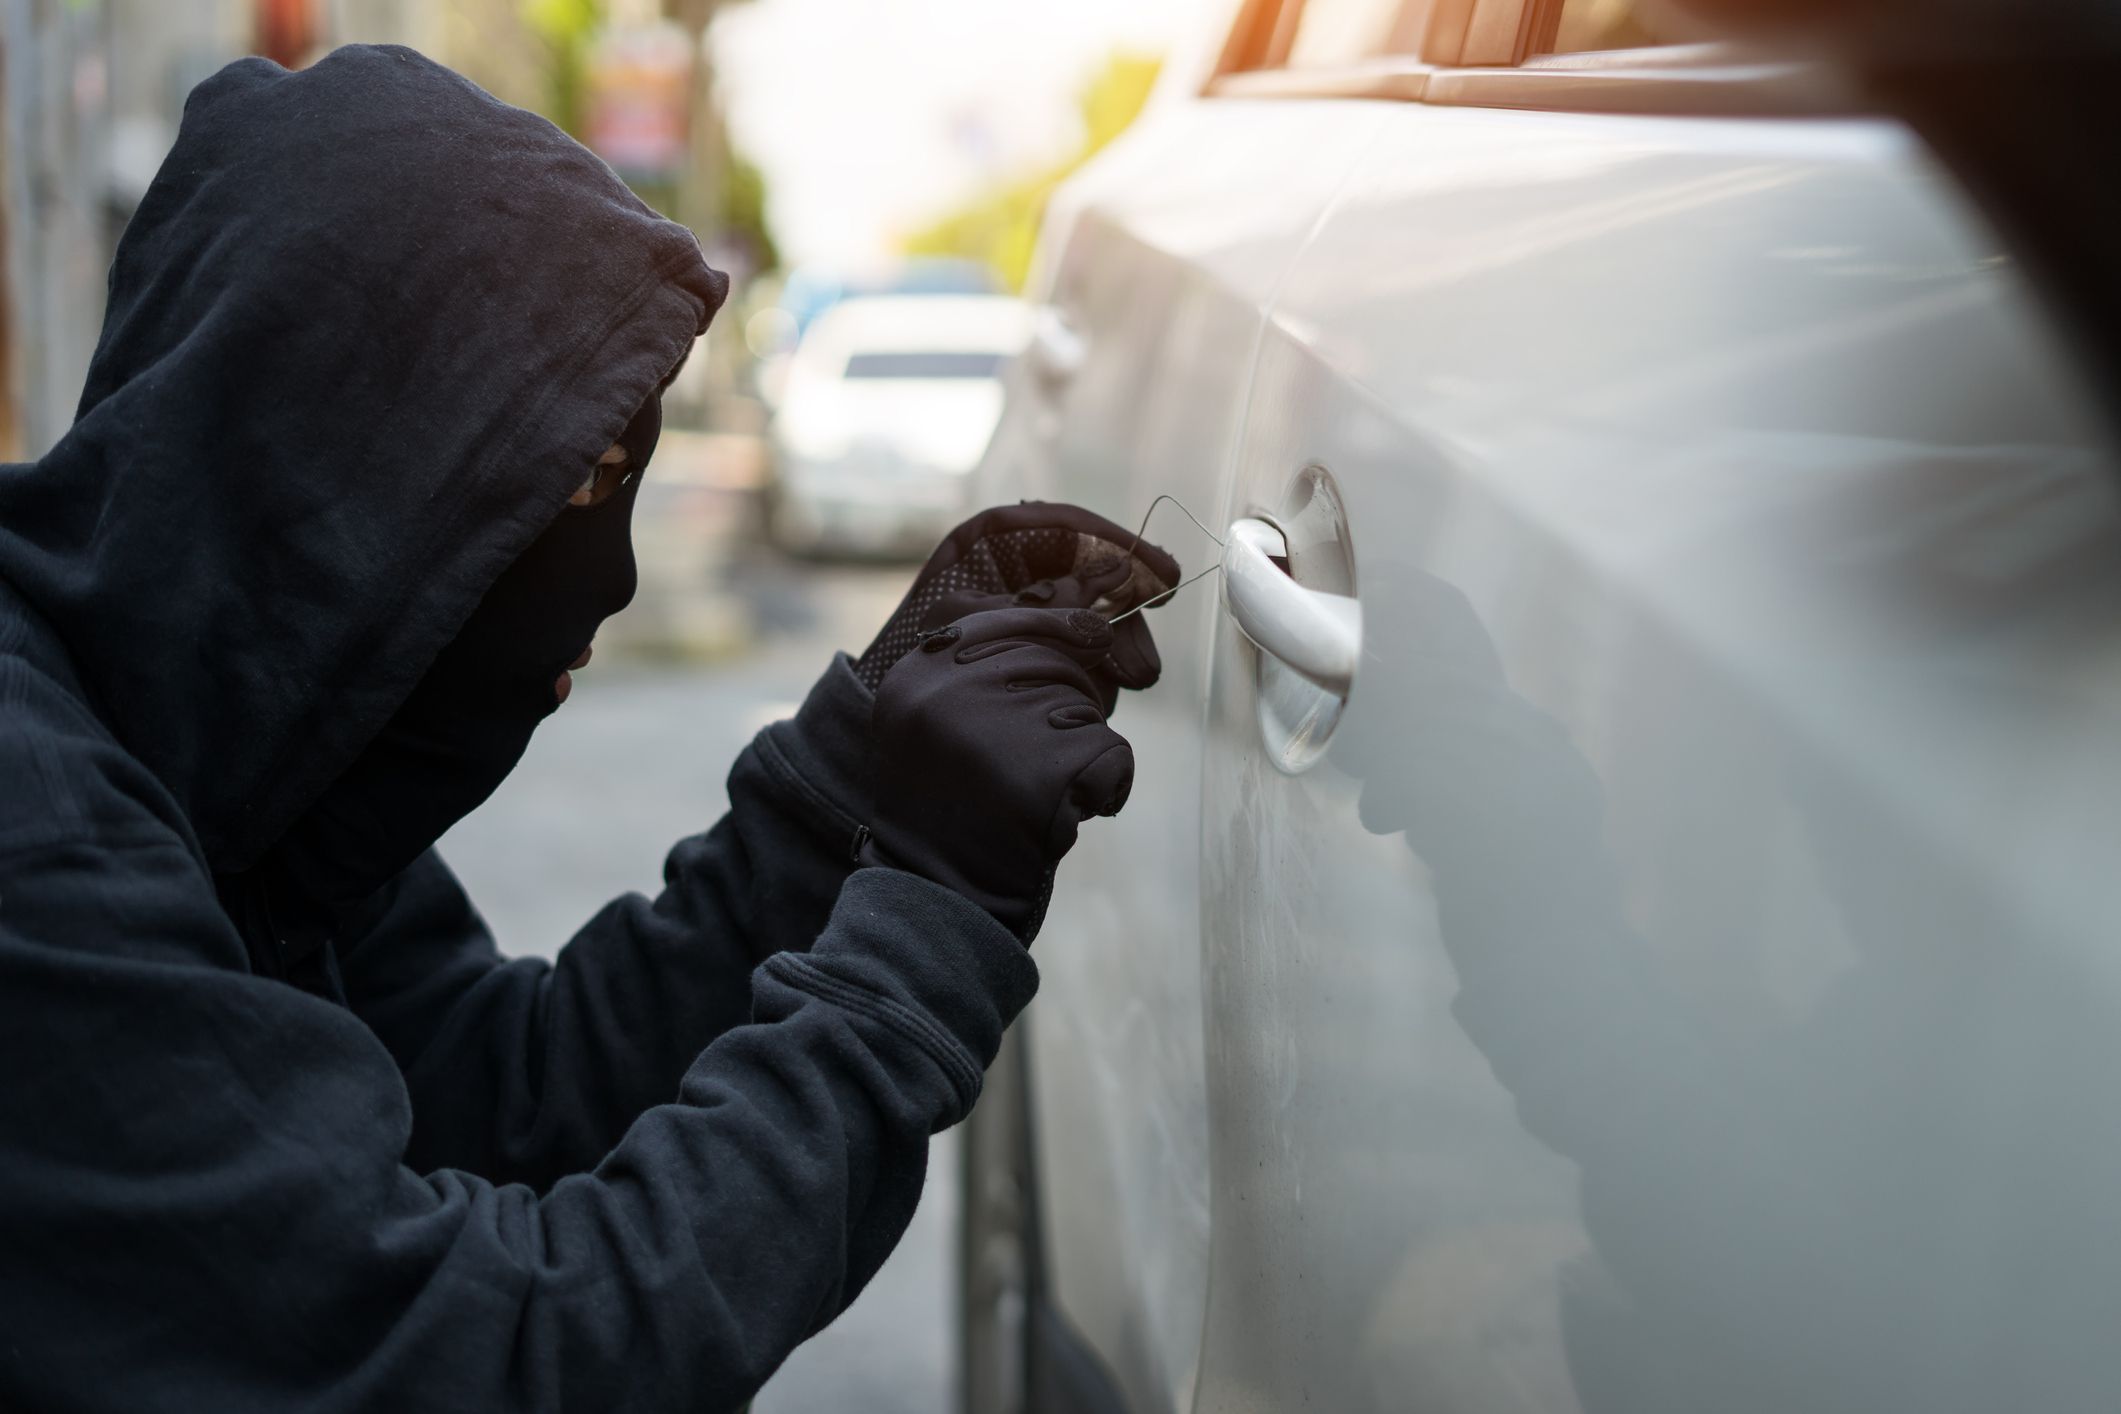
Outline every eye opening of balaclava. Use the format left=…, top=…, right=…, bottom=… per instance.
left=217, top=390, right=668, bottom=989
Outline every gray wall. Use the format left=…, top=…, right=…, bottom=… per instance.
left=5, top=0, right=114, bottom=456
left=1, top=0, right=426, bottom=458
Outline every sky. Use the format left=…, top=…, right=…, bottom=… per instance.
left=710, top=0, right=1226, bottom=272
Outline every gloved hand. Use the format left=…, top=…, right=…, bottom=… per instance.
left=862, top=605, right=1136, bottom=943
left=853, top=503, right=1180, bottom=716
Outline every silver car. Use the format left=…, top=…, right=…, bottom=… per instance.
left=960, top=1, right=2121, bottom=1412
left=770, top=293, right=1032, bottom=558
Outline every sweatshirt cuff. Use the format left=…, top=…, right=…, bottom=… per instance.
left=749, top=652, right=874, bottom=842
left=755, top=867, right=1038, bottom=1127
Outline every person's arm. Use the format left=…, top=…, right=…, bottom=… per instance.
left=0, top=809, right=1029, bottom=1414
left=335, top=487, right=1182, bottom=1194
left=1, top=530, right=1148, bottom=1412
left=337, top=652, right=875, bottom=1191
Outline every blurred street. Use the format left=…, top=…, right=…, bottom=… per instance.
left=437, top=466, right=957, bottom=1412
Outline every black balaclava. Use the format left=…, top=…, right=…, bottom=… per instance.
left=219, top=394, right=666, bottom=994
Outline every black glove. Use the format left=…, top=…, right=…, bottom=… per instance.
left=862, top=606, right=1136, bottom=943
left=853, top=503, right=1180, bottom=715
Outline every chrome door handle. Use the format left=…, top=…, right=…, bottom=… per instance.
left=1027, top=306, right=1086, bottom=387
left=1221, top=518, right=1362, bottom=696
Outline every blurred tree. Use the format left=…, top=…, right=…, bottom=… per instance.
left=901, top=52, right=1161, bottom=293
left=653, top=0, right=778, bottom=279
left=718, top=149, right=778, bottom=274
left=435, top=0, right=548, bottom=113
left=521, top=0, right=601, bottom=137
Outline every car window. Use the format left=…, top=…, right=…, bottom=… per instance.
left=842, top=352, right=1008, bottom=379
left=1209, top=0, right=1817, bottom=112
left=1546, top=0, right=1708, bottom=55
left=1217, top=0, right=1702, bottom=77
left=1438, top=0, right=1712, bottom=66
left=1285, top=0, right=1424, bottom=68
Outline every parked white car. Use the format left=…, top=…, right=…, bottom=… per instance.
left=769, top=293, right=1032, bottom=557
left=961, top=1, right=2121, bottom=1412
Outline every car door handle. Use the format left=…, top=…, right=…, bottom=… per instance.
left=1222, top=518, right=1362, bottom=696
left=1027, top=306, right=1086, bottom=387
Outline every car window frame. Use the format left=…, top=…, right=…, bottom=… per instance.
left=1203, top=0, right=1861, bottom=116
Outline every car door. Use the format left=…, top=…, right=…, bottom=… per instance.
left=968, top=83, right=1392, bottom=1414
left=1196, top=5, right=2121, bottom=1414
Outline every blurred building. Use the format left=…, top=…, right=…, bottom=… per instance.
left=0, top=0, right=751, bottom=461
left=0, top=0, right=429, bottom=458
left=4, top=1, right=203, bottom=454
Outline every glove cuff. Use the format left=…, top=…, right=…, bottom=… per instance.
left=752, top=652, right=875, bottom=844
left=858, top=833, right=1045, bottom=946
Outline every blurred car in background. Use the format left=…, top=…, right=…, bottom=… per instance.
left=768, top=292, right=1032, bottom=557
left=746, top=256, right=1004, bottom=403
left=774, top=256, right=1002, bottom=338
left=957, top=0, right=2121, bottom=1412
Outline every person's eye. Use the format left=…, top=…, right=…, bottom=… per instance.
left=568, top=448, right=631, bottom=508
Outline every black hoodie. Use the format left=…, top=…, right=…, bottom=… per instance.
left=0, top=45, right=1034, bottom=1411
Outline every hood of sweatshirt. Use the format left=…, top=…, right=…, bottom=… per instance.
left=0, top=44, right=727, bottom=876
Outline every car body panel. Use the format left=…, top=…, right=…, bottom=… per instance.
left=1196, top=102, right=2121, bottom=1412
left=982, top=70, right=2121, bottom=1414
left=975, top=96, right=1395, bottom=1414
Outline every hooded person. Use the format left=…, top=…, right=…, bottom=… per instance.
left=0, top=46, right=1175, bottom=1412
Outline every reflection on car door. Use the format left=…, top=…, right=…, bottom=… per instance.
left=974, top=97, right=1391, bottom=1414
left=1202, top=97, right=2121, bottom=1414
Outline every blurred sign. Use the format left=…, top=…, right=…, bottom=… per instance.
left=586, top=23, right=693, bottom=183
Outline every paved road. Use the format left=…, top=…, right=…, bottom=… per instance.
left=438, top=545, right=958, bottom=1413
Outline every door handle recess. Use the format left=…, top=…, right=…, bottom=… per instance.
left=1222, top=517, right=1362, bottom=696
left=1027, top=306, right=1086, bottom=386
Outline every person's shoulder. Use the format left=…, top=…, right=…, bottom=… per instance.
left=0, top=620, right=242, bottom=974
left=0, top=608, right=197, bottom=866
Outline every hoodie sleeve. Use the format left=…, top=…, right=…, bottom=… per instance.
left=338, top=653, right=878, bottom=1190
left=0, top=674, right=1034, bottom=1414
